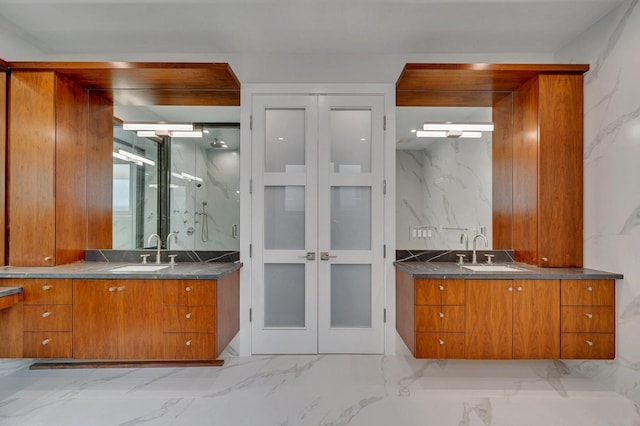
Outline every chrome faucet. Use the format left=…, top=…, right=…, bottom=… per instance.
left=166, top=232, right=178, bottom=249
left=472, top=233, right=488, bottom=264
left=147, top=233, right=162, bottom=264
left=460, top=232, right=469, bottom=250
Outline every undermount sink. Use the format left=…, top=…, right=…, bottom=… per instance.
left=110, top=265, right=170, bottom=272
left=463, top=264, right=526, bottom=272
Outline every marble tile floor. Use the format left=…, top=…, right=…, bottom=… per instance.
left=0, top=355, right=638, bottom=426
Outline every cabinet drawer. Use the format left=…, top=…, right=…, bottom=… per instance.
left=416, top=332, right=464, bottom=359
left=23, top=331, right=72, bottom=358
left=561, top=306, right=614, bottom=333
left=561, top=280, right=614, bottom=306
left=416, top=306, right=464, bottom=332
left=561, top=333, right=614, bottom=359
left=416, top=279, right=465, bottom=305
left=163, top=333, right=216, bottom=360
left=163, top=306, right=215, bottom=332
left=23, top=305, right=72, bottom=332
left=163, top=281, right=216, bottom=306
left=20, top=279, right=72, bottom=305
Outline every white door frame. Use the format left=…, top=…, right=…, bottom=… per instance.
left=238, top=84, right=396, bottom=356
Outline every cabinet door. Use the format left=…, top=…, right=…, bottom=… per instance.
left=73, top=280, right=121, bottom=359
left=513, top=280, right=560, bottom=359
left=73, top=280, right=163, bottom=360
left=465, top=280, right=513, bottom=359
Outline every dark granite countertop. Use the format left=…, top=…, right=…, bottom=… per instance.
left=394, top=261, right=623, bottom=280
left=0, top=261, right=242, bottom=280
left=0, top=287, right=23, bottom=297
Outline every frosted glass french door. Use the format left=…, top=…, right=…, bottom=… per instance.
left=251, top=94, right=384, bottom=354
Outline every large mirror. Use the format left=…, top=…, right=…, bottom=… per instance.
left=396, top=106, right=494, bottom=250
left=112, top=105, right=240, bottom=251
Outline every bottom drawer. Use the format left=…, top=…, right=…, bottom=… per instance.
left=23, top=332, right=72, bottom=358
left=561, top=333, right=614, bottom=359
left=163, top=333, right=216, bottom=360
left=416, top=332, right=464, bottom=359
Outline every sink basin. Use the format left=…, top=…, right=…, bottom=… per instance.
left=110, top=265, right=170, bottom=272
left=463, top=265, right=526, bottom=272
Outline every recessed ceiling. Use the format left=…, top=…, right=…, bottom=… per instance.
left=0, top=0, right=625, bottom=57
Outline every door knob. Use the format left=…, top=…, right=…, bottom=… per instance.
left=320, top=252, right=337, bottom=261
left=298, top=252, right=316, bottom=261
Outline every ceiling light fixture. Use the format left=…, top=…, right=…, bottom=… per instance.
left=136, top=130, right=157, bottom=137
left=170, top=131, right=203, bottom=138
left=416, top=130, right=482, bottom=138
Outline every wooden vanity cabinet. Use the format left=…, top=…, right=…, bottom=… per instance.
left=465, top=279, right=560, bottom=359
left=19, top=278, right=73, bottom=358
left=560, top=279, right=615, bottom=359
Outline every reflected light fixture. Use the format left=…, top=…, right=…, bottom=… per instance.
left=417, top=122, right=494, bottom=139
left=170, top=131, right=203, bottom=138
left=123, top=123, right=193, bottom=131
left=117, top=149, right=155, bottom=166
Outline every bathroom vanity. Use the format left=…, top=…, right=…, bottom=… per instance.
left=0, top=261, right=240, bottom=361
left=395, top=261, right=622, bottom=360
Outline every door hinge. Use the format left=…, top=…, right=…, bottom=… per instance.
left=383, top=115, right=387, bottom=131
left=250, top=115, right=253, bottom=131
left=249, top=308, right=252, bottom=322
left=383, top=244, right=386, bottom=258
left=383, top=179, right=387, bottom=194
left=249, top=243, right=252, bottom=258
left=249, top=179, right=253, bottom=194
left=383, top=308, right=387, bottom=323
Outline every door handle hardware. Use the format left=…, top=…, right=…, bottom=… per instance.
left=584, top=313, right=593, bottom=319
left=298, top=252, right=316, bottom=261
left=320, top=252, right=337, bottom=261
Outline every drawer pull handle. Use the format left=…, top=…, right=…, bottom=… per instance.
left=117, top=286, right=125, bottom=292
left=439, top=285, right=445, bottom=291
left=585, top=340, right=594, bottom=346
left=186, top=340, right=192, bottom=346
left=185, top=287, right=192, bottom=292
left=42, top=312, right=51, bottom=318
left=108, top=287, right=116, bottom=292
left=584, top=313, right=593, bottom=319
left=508, top=287, right=513, bottom=292
left=42, top=285, right=52, bottom=291
left=42, top=339, right=51, bottom=345
left=438, top=312, right=444, bottom=318
left=438, top=339, right=444, bottom=345
left=585, top=286, right=593, bottom=292
left=186, top=313, right=192, bottom=319
left=516, top=286, right=523, bottom=292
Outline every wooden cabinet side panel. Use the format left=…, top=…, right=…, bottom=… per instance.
left=465, top=280, right=513, bottom=359
left=87, top=91, right=113, bottom=249
left=492, top=92, right=514, bottom=249
left=55, top=73, right=88, bottom=265
left=216, top=271, right=240, bottom=358
left=513, top=280, right=560, bottom=359
left=8, top=71, right=56, bottom=266
left=395, top=269, right=415, bottom=354
left=0, top=70, right=6, bottom=266
left=512, top=77, right=539, bottom=265
left=538, top=74, right=584, bottom=267
left=0, top=302, right=23, bottom=357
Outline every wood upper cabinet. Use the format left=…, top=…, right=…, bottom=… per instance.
left=73, top=279, right=163, bottom=359
left=465, top=279, right=560, bottom=360
left=8, top=71, right=88, bottom=266
left=513, top=73, right=584, bottom=267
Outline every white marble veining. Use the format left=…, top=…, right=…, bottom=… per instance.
left=0, top=355, right=638, bottom=426
left=556, top=0, right=640, bottom=406
left=396, top=132, right=492, bottom=251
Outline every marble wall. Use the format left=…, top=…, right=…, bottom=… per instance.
left=556, top=0, right=640, bottom=405
left=396, top=133, right=492, bottom=250
left=170, top=140, right=240, bottom=251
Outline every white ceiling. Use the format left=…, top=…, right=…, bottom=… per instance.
left=0, top=0, right=625, bottom=57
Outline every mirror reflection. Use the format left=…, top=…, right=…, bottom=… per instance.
left=396, top=107, right=493, bottom=250
left=112, top=106, right=240, bottom=251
